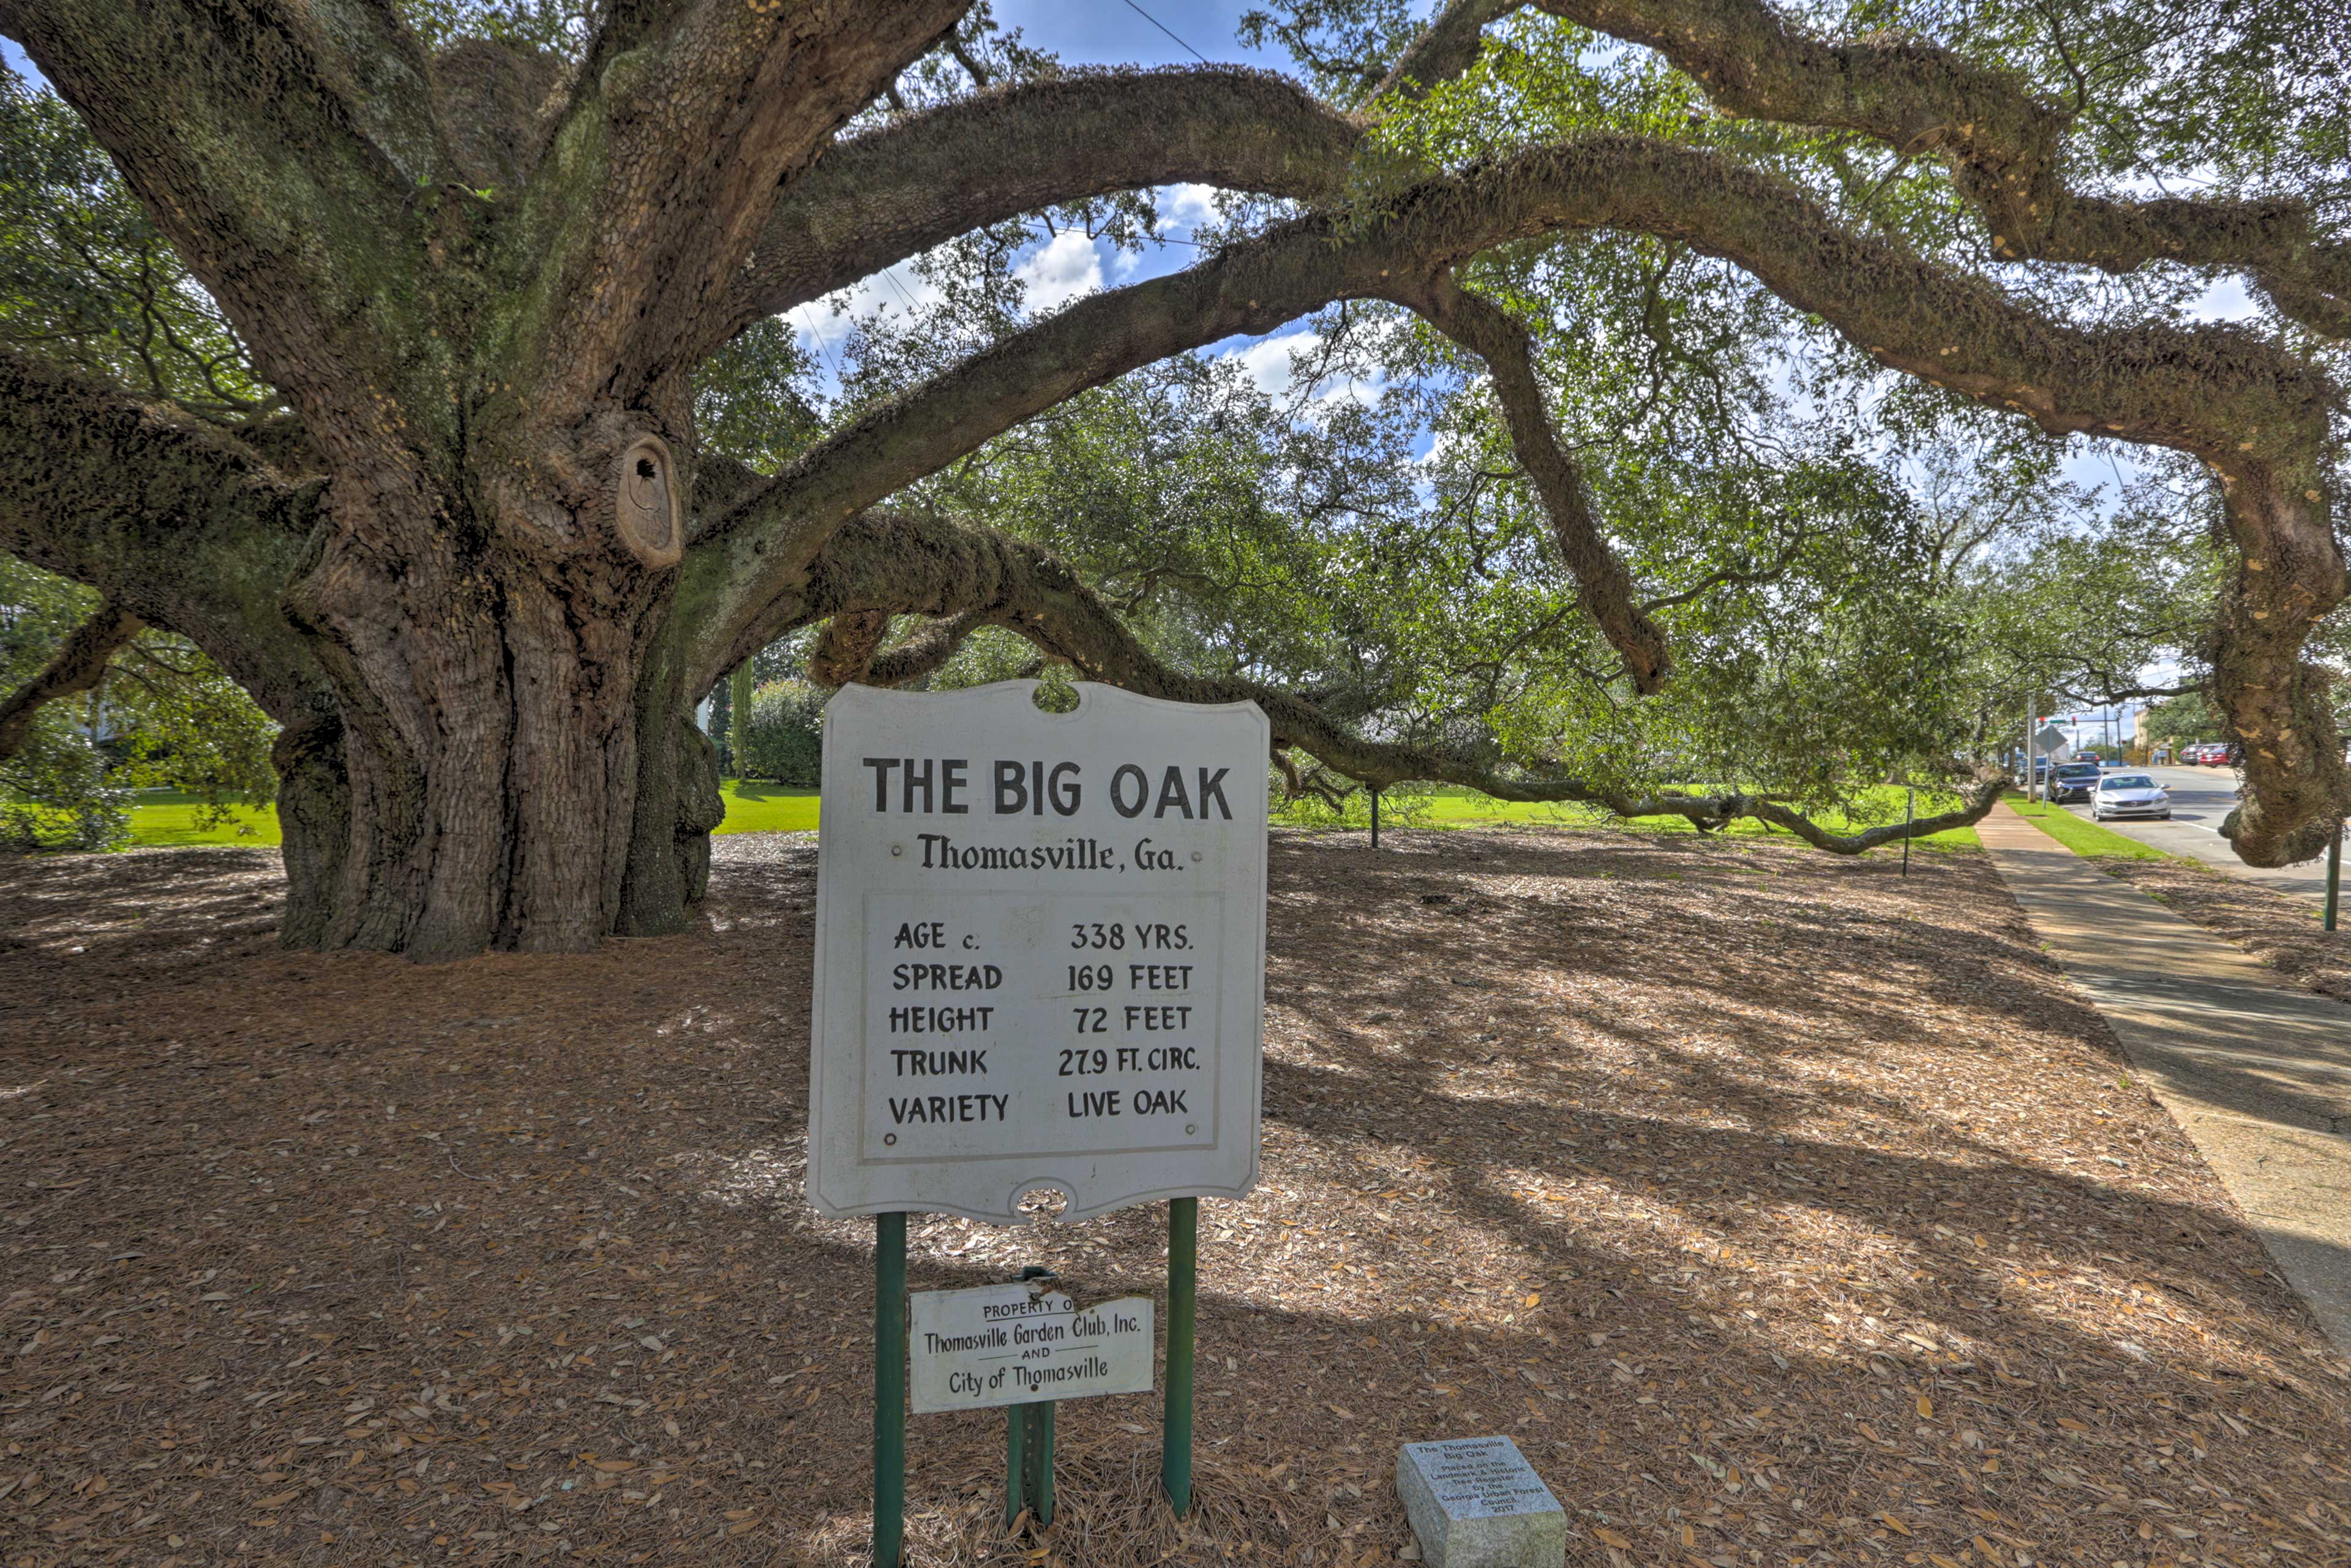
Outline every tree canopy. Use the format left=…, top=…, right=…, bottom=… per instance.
left=0, top=0, right=2341, bottom=955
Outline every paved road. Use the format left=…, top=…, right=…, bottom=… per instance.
left=2042, top=763, right=2334, bottom=909
left=1979, top=803, right=2351, bottom=1349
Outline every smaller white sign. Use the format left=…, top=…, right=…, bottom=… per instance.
left=908, top=1281, right=1154, bottom=1414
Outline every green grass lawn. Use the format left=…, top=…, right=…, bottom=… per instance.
left=2004, top=796, right=2174, bottom=860
left=124, top=778, right=1978, bottom=854
left=124, top=781, right=820, bottom=849
left=711, top=782, right=820, bottom=833
left=1280, top=783, right=1982, bottom=850
left=126, top=790, right=284, bottom=847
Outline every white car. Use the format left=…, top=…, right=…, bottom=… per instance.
left=2091, top=773, right=2170, bottom=821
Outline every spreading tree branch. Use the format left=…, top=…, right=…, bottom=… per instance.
left=689, top=132, right=2336, bottom=860
left=0, top=351, right=331, bottom=727
left=806, top=609, right=896, bottom=687
left=520, top=0, right=970, bottom=416
left=864, top=612, right=991, bottom=687
left=0, top=0, right=451, bottom=421
left=719, top=67, right=1359, bottom=340
left=1370, top=0, right=1520, bottom=103
left=1521, top=0, right=2351, bottom=336
left=0, top=601, right=142, bottom=762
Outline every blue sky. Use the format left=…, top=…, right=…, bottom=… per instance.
left=789, top=1, right=1357, bottom=408
left=997, top=1, right=1290, bottom=69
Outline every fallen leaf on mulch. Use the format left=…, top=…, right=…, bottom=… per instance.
left=1, top=828, right=2346, bottom=1567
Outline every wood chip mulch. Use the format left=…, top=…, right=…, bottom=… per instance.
left=2, top=828, right=2347, bottom=1568
left=2089, top=858, right=2351, bottom=1003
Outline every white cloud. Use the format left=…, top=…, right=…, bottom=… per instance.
left=790, top=255, right=948, bottom=371
left=1228, top=331, right=1322, bottom=397
left=1223, top=329, right=1389, bottom=413
left=1163, top=182, right=1220, bottom=229
left=1015, top=231, right=1104, bottom=313
left=2186, top=277, right=2256, bottom=323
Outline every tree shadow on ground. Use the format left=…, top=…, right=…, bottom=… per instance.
left=0, top=830, right=2344, bottom=1567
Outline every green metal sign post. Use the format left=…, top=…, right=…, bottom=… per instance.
left=1022, top=1401, right=1057, bottom=1524
left=1003, top=1401, right=1058, bottom=1527
left=1162, top=1196, right=1198, bottom=1515
left=874, top=1213, right=908, bottom=1567
left=879, top=1197, right=1202, bottom=1555
left=1003, top=1401, right=1024, bottom=1525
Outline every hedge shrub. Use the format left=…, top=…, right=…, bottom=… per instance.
left=738, top=678, right=828, bottom=785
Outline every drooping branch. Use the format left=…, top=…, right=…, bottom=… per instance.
left=0, top=601, right=142, bottom=762
left=705, top=135, right=2325, bottom=604
left=1419, top=283, right=1671, bottom=691
left=793, top=509, right=2005, bottom=849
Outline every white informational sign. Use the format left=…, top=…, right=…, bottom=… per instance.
left=807, top=681, right=1270, bottom=1223
left=909, top=1281, right=1155, bottom=1413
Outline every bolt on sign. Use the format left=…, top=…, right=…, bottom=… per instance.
left=807, top=681, right=1270, bottom=1223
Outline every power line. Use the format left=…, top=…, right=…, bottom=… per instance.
left=880, top=266, right=924, bottom=316
left=1121, top=0, right=1209, bottom=63
left=796, top=305, right=844, bottom=384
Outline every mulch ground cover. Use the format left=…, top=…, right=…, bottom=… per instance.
left=2090, top=860, right=2351, bottom=1003
left=2, top=828, right=2347, bottom=1568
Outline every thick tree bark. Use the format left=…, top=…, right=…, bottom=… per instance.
left=2, top=2, right=961, bottom=956
left=288, top=536, right=667, bottom=956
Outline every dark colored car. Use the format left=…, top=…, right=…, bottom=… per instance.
left=2048, top=762, right=2103, bottom=803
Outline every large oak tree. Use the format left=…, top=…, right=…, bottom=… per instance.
left=0, top=0, right=2341, bottom=957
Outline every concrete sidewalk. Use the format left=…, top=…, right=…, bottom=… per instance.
left=1979, top=803, right=2351, bottom=1349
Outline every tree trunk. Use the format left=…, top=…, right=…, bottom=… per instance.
left=272, top=454, right=707, bottom=959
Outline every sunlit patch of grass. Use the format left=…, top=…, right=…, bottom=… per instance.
left=2005, top=798, right=2174, bottom=860
left=713, top=781, right=820, bottom=835
left=1277, top=784, right=1982, bottom=850
left=126, top=780, right=822, bottom=847
left=127, top=790, right=282, bottom=847
left=128, top=776, right=1986, bottom=856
